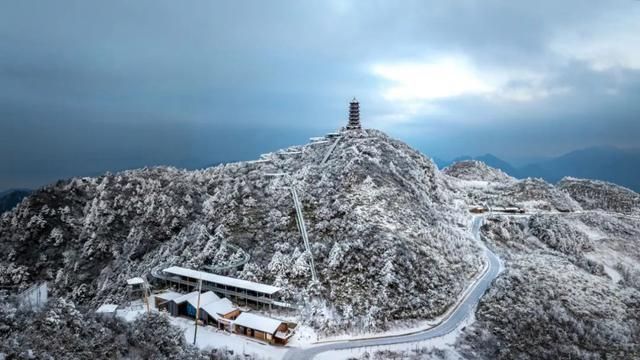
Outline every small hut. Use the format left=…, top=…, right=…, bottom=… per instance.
left=95, top=304, right=118, bottom=318
left=153, top=291, right=182, bottom=311
left=166, top=291, right=220, bottom=318
left=166, top=291, right=198, bottom=317
left=232, top=312, right=294, bottom=345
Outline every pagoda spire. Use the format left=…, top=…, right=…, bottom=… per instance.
left=346, top=97, right=361, bottom=130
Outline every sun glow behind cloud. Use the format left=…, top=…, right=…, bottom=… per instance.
left=372, top=57, right=494, bottom=102
left=369, top=55, right=577, bottom=128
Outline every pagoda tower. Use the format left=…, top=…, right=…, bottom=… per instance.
left=346, top=97, right=361, bottom=130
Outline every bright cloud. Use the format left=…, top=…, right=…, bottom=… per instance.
left=550, top=7, right=640, bottom=71
left=371, top=57, right=494, bottom=101
left=371, top=56, right=569, bottom=113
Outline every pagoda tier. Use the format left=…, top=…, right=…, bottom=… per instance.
left=347, top=98, right=361, bottom=130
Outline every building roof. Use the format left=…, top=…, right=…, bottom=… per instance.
left=126, top=277, right=145, bottom=285
left=187, top=291, right=220, bottom=308
left=201, top=298, right=236, bottom=318
left=96, top=304, right=118, bottom=313
left=163, top=266, right=280, bottom=295
left=171, top=291, right=199, bottom=305
left=154, top=291, right=182, bottom=302
left=233, top=312, right=284, bottom=334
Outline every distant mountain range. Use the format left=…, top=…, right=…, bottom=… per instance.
left=435, top=146, right=640, bottom=192
left=0, top=189, right=31, bottom=214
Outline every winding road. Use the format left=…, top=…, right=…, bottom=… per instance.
left=283, top=216, right=501, bottom=360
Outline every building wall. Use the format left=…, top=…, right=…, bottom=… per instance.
left=155, top=297, right=172, bottom=310
left=223, top=309, right=240, bottom=319
left=254, top=330, right=266, bottom=341
left=186, top=303, right=197, bottom=317
left=168, top=302, right=178, bottom=316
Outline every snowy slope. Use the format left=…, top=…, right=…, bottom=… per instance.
left=558, top=177, right=640, bottom=215
left=443, top=160, right=514, bottom=183
left=457, top=211, right=640, bottom=359
left=0, top=129, right=483, bottom=335
left=444, top=161, right=582, bottom=212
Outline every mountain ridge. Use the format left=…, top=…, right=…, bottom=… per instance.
left=0, top=188, right=31, bottom=214
left=435, top=146, right=640, bottom=192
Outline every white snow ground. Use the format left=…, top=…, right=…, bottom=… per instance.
left=171, top=316, right=288, bottom=359
left=115, top=296, right=295, bottom=359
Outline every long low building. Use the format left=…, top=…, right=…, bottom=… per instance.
left=161, top=266, right=281, bottom=307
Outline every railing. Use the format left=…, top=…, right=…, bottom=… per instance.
left=161, top=276, right=277, bottom=305
left=321, top=135, right=342, bottom=164
left=202, top=242, right=251, bottom=273
left=290, top=186, right=318, bottom=282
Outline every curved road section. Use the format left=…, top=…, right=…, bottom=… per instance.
left=284, top=216, right=500, bottom=360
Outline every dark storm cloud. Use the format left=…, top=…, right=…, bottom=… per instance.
left=1, top=0, right=639, bottom=190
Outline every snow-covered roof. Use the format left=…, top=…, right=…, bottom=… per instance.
left=96, top=304, right=118, bottom=313
left=201, top=298, right=236, bottom=318
left=171, top=291, right=199, bottom=304
left=187, top=291, right=220, bottom=308
left=126, top=277, right=145, bottom=285
left=154, top=291, right=182, bottom=301
left=163, top=266, right=281, bottom=295
left=233, top=312, right=284, bottom=334
left=275, top=330, right=294, bottom=339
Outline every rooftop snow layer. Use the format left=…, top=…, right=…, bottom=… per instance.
left=153, top=291, right=182, bottom=301
left=163, top=266, right=280, bottom=295
left=201, top=298, right=236, bottom=318
left=187, top=291, right=220, bottom=308
left=126, top=277, right=145, bottom=285
left=96, top=304, right=118, bottom=313
left=171, top=291, right=199, bottom=305
left=233, top=312, right=283, bottom=334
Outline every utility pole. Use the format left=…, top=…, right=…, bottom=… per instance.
left=143, top=280, right=150, bottom=314
left=193, top=278, right=202, bottom=345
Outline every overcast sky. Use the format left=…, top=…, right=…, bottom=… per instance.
left=1, top=0, right=640, bottom=190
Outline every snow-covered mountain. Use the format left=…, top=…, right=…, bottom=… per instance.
left=1, top=129, right=638, bottom=359
left=437, top=146, right=640, bottom=192
left=443, top=160, right=514, bottom=183
left=0, top=130, right=483, bottom=333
